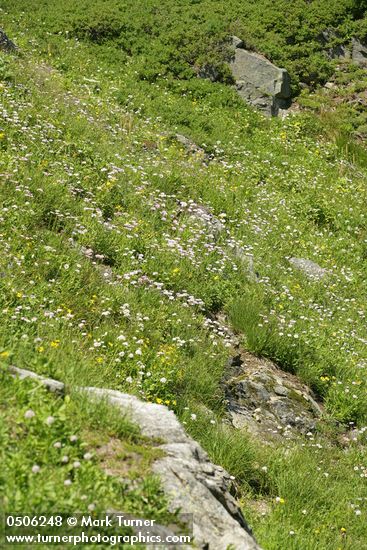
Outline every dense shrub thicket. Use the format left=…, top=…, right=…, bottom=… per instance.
left=7, top=0, right=367, bottom=92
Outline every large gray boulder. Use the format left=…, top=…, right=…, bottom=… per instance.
left=352, top=38, right=367, bottom=67
left=229, top=36, right=291, bottom=116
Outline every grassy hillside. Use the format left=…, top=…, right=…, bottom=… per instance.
left=0, top=372, right=171, bottom=526
left=1, top=1, right=367, bottom=548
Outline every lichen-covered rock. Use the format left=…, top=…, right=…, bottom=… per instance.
left=229, top=36, right=291, bottom=116
left=224, top=352, right=322, bottom=440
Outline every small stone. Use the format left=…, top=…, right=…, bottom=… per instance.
left=232, top=35, right=244, bottom=49
left=274, top=385, right=288, bottom=397
left=187, top=204, right=225, bottom=238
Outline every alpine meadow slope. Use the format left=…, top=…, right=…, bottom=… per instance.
left=1, top=1, right=367, bottom=549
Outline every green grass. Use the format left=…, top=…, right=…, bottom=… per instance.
left=243, top=440, right=367, bottom=550
left=0, top=369, right=172, bottom=525
left=0, top=2, right=367, bottom=548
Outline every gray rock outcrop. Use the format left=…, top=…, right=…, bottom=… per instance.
left=0, top=29, right=17, bottom=52
left=319, top=30, right=349, bottom=60
left=352, top=38, right=367, bottom=67
left=197, top=64, right=220, bottom=82
left=84, top=387, right=260, bottom=550
left=229, top=36, right=291, bottom=116
left=289, top=257, right=329, bottom=280
left=174, top=133, right=208, bottom=159
left=8, top=365, right=65, bottom=395
left=233, top=248, right=259, bottom=282
left=186, top=203, right=225, bottom=239
left=320, top=31, right=367, bottom=67
left=6, top=365, right=261, bottom=550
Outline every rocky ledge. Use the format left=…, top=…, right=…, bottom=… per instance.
left=8, top=365, right=261, bottom=550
